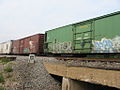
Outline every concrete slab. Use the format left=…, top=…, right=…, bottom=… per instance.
left=44, top=62, right=120, bottom=89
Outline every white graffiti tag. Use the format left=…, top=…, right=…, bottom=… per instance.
left=112, top=36, right=120, bottom=52
left=93, top=38, right=117, bottom=53
left=48, top=42, right=72, bottom=53
left=93, top=36, right=120, bottom=53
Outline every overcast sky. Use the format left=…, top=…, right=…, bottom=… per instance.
left=0, top=0, right=120, bottom=42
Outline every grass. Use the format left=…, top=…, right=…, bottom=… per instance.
left=4, top=66, right=13, bottom=72
left=0, top=86, right=4, bottom=90
left=0, top=58, right=10, bottom=64
left=0, top=73, right=4, bottom=83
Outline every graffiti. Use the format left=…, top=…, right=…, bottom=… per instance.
left=13, top=47, right=17, bottom=53
left=24, top=48, right=29, bottom=53
left=112, top=36, right=120, bottom=52
left=48, top=42, right=72, bottom=53
left=29, top=41, right=34, bottom=49
left=93, top=36, right=120, bottom=53
left=93, top=38, right=115, bottom=53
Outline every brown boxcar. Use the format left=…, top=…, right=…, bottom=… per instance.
left=12, top=34, right=44, bottom=55
left=12, top=40, right=20, bottom=54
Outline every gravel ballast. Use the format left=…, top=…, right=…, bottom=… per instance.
left=1, top=55, right=120, bottom=90
left=0, top=56, right=62, bottom=90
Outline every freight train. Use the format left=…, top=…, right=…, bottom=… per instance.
left=0, top=11, right=120, bottom=57
left=0, top=34, right=44, bottom=55
left=44, top=11, right=120, bottom=57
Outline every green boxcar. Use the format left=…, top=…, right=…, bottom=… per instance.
left=44, top=11, right=120, bottom=54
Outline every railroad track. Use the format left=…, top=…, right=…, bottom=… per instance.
left=1, top=55, right=120, bottom=62
left=38, top=55, right=120, bottom=62
left=1, top=55, right=120, bottom=70
left=53, top=57, right=120, bottom=62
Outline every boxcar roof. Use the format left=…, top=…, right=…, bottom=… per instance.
left=46, top=11, right=120, bottom=32
left=15, top=33, right=44, bottom=40
left=0, top=40, right=13, bottom=44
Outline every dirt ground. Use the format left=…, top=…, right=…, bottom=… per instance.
left=1, top=55, right=120, bottom=90
left=0, top=56, right=61, bottom=90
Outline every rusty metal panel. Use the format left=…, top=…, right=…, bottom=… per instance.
left=12, top=34, right=44, bottom=54
left=0, top=40, right=13, bottom=54
left=19, top=39, right=24, bottom=54
left=30, top=34, right=39, bottom=54
left=12, top=40, right=20, bottom=54
left=38, top=34, right=44, bottom=54
left=22, top=34, right=44, bottom=54
left=23, top=38, right=29, bottom=53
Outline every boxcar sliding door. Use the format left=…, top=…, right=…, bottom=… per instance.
left=73, top=21, right=94, bottom=53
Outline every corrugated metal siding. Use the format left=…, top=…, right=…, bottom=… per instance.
left=12, top=34, right=44, bottom=54
left=39, top=34, right=44, bottom=54
left=45, top=25, right=73, bottom=54
left=45, top=11, right=120, bottom=54
left=93, top=13, right=120, bottom=53
left=0, top=41, right=13, bottom=54
left=30, top=34, right=39, bottom=54
left=0, top=43, right=3, bottom=54
left=24, top=37, right=30, bottom=53
left=95, top=14, right=120, bottom=40
left=12, top=40, right=20, bottom=54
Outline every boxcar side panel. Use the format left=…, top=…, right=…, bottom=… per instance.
left=0, top=43, right=4, bottom=54
left=23, top=37, right=30, bottom=54
left=93, top=14, right=120, bottom=53
left=26, top=34, right=44, bottom=54
left=39, top=34, right=44, bottom=54
left=45, top=25, right=73, bottom=54
left=12, top=40, right=20, bottom=54
left=44, top=11, right=120, bottom=54
left=0, top=41, right=12, bottom=54
left=73, top=21, right=94, bottom=53
left=19, top=39, right=24, bottom=54
left=12, top=34, right=44, bottom=55
left=30, top=34, right=40, bottom=54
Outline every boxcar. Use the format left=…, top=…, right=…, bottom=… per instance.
left=44, top=11, right=120, bottom=54
left=12, top=34, right=44, bottom=55
left=0, top=40, right=13, bottom=54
